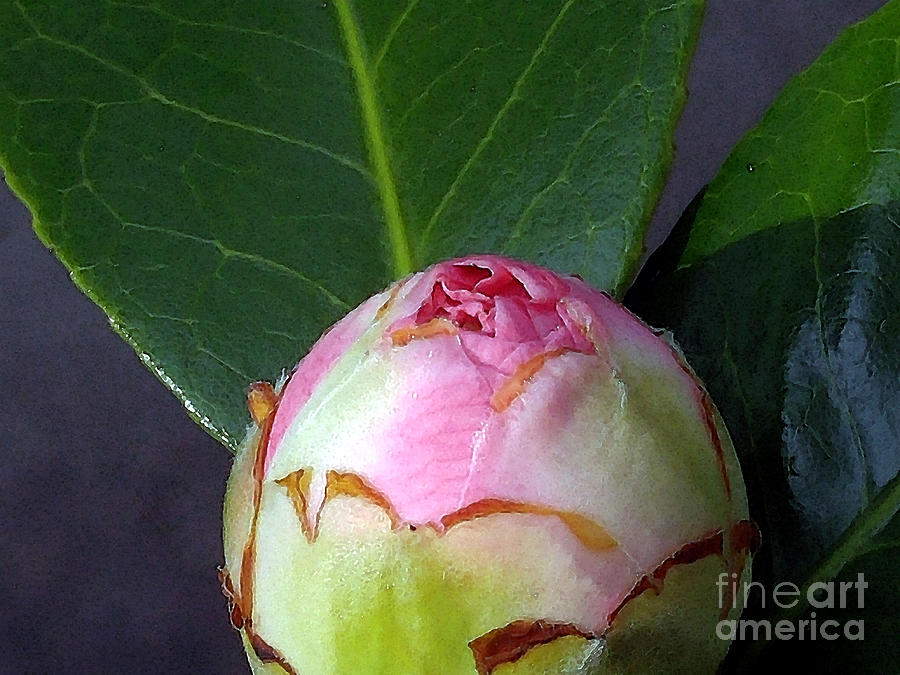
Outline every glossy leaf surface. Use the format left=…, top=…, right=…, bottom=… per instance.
left=0, top=0, right=703, bottom=446
left=628, top=2, right=899, bottom=668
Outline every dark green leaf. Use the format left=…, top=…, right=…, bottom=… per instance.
left=0, top=0, right=703, bottom=447
left=628, top=1, right=899, bottom=668
left=735, top=494, right=900, bottom=673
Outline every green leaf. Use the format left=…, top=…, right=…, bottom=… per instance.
left=737, top=491, right=900, bottom=673
left=628, top=1, right=900, bottom=668
left=678, top=1, right=899, bottom=266
left=0, top=0, right=703, bottom=447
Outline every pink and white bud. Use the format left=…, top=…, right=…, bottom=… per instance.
left=222, top=255, right=755, bottom=674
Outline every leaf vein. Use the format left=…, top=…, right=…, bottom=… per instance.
left=13, top=1, right=369, bottom=177
left=421, top=0, right=578, bottom=244
left=198, top=346, right=256, bottom=382
left=107, top=0, right=347, bottom=65
left=373, top=0, right=420, bottom=75
left=120, top=222, right=352, bottom=311
left=503, top=83, right=637, bottom=250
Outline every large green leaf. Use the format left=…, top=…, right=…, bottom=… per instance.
left=0, top=0, right=702, bottom=447
left=628, top=1, right=899, bottom=669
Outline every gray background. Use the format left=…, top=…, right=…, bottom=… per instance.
left=0, top=2, right=888, bottom=672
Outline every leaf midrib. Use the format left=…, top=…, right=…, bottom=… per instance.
left=334, top=0, right=413, bottom=279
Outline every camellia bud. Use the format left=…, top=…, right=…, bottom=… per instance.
left=221, top=255, right=756, bottom=674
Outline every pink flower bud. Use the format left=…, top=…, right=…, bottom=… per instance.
left=222, top=255, right=755, bottom=674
